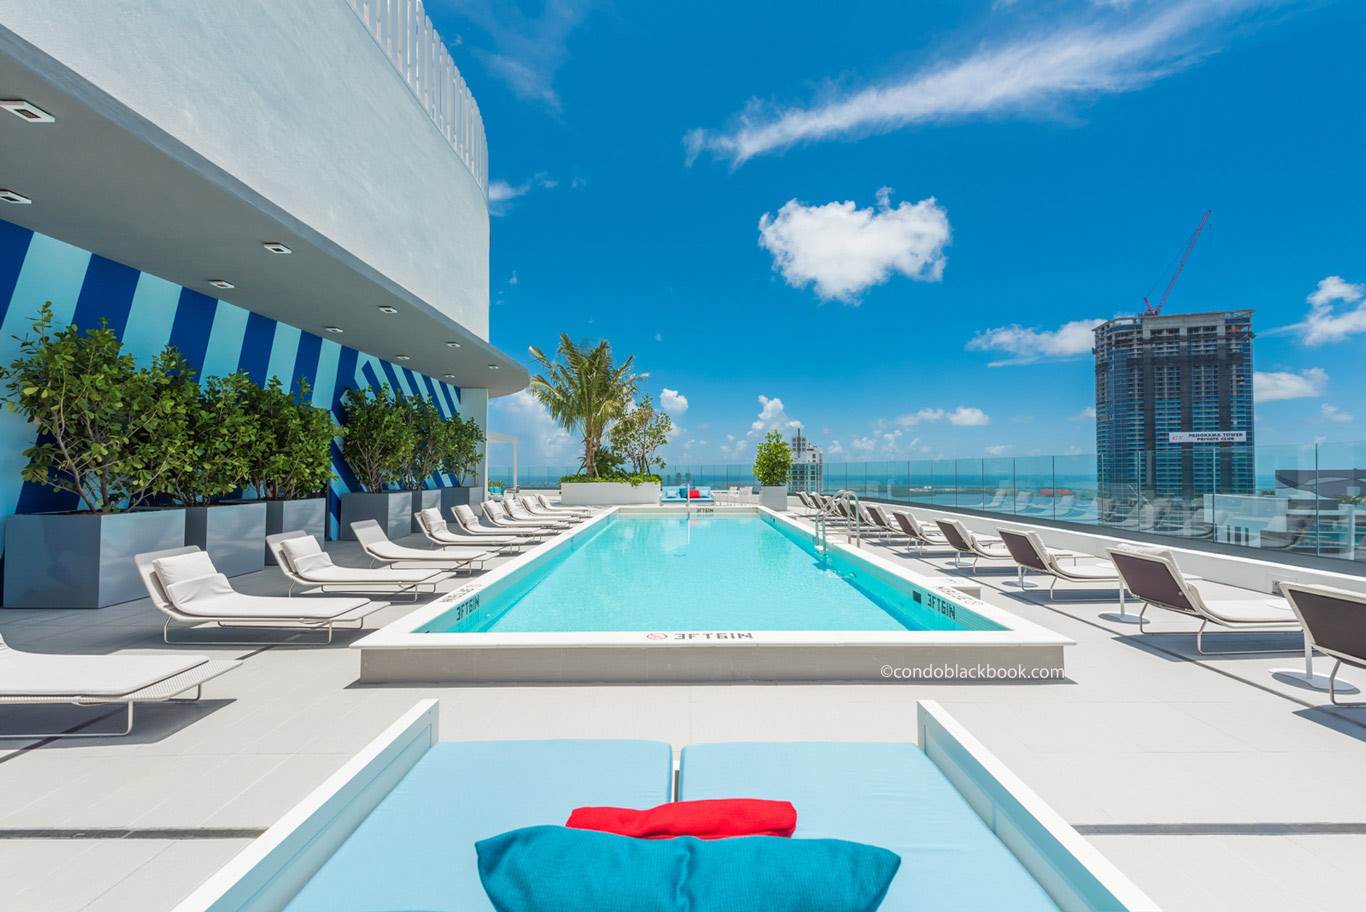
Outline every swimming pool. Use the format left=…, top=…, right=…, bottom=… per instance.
left=421, top=514, right=999, bottom=634
left=355, top=505, right=1073, bottom=684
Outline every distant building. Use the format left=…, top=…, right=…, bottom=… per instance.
left=788, top=430, right=824, bottom=492
left=1093, top=310, right=1255, bottom=523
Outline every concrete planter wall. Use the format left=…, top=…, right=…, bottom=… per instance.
left=560, top=482, right=662, bottom=506
left=185, top=501, right=268, bottom=577
left=4, top=509, right=186, bottom=608
left=340, top=491, right=412, bottom=540
left=410, top=489, right=441, bottom=532
left=439, top=486, right=478, bottom=514
left=263, top=498, right=327, bottom=563
left=759, top=485, right=789, bottom=511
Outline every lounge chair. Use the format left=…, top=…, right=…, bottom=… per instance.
left=890, top=510, right=950, bottom=552
left=535, top=494, right=593, bottom=517
left=996, top=529, right=1133, bottom=615
left=415, top=508, right=521, bottom=554
left=1280, top=583, right=1366, bottom=705
left=481, top=500, right=558, bottom=533
left=0, top=633, right=238, bottom=738
left=517, top=496, right=583, bottom=523
left=504, top=498, right=571, bottom=528
left=268, top=531, right=446, bottom=599
left=1108, top=547, right=1301, bottom=654
left=135, top=547, right=383, bottom=644
left=351, top=519, right=491, bottom=572
left=935, top=519, right=1010, bottom=571
left=857, top=504, right=900, bottom=541
left=452, top=504, right=545, bottom=544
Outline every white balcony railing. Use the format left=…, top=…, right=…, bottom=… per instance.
left=348, top=0, right=488, bottom=195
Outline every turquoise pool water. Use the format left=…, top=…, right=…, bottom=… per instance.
left=421, top=514, right=1001, bottom=634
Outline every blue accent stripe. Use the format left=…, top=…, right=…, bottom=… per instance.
left=167, top=289, right=218, bottom=375
left=291, top=331, right=323, bottom=396
left=200, top=300, right=251, bottom=379
left=361, top=361, right=386, bottom=394
left=236, top=312, right=277, bottom=385
left=311, top=339, right=342, bottom=409
left=332, top=346, right=360, bottom=412
left=0, top=219, right=35, bottom=326
left=378, top=361, right=407, bottom=397
left=70, top=255, right=139, bottom=339
left=265, top=322, right=301, bottom=387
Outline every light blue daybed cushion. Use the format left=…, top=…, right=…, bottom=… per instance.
left=284, top=739, right=672, bottom=912
left=679, top=742, right=1060, bottom=912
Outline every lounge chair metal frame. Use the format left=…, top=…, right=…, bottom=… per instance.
left=135, top=547, right=384, bottom=646
left=0, top=637, right=238, bottom=739
left=1108, top=547, right=1300, bottom=655
left=268, top=531, right=446, bottom=601
left=935, top=519, right=1008, bottom=572
left=1280, top=583, right=1366, bottom=705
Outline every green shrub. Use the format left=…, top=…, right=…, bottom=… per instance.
left=401, top=397, right=447, bottom=491
left=244, top=377, right=337, bottom=500
left=0, top=302, right=193, bottom=512
left=341, top=386, right=415, bottom=492
left=753, top=430, right=793, bottom=487
left=608, top=395, right=672, bottom=475
left=441, top=413, right=485, bottom=486
left=161, top=370, right=262, bottom=506
left=560, top=473, right=662, bottom=486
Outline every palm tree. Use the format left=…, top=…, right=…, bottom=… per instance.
left=528, top=334, right=638, bottom=476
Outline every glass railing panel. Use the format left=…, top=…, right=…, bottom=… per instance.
left=980, top=457, right=1014, bottom=516
left=1208, top=443, right=1317, bottom=557
left=1053, top=454, right=1098, bottom=525
left=1013, top=455, right=1054, bottom=520
left=956, top=459, right=985, bottom=510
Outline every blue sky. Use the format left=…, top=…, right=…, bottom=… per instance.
left=427, top=0, right=1366, bottom=467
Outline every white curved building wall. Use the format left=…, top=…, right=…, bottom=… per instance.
left=1, top=0, right=490, bottom=339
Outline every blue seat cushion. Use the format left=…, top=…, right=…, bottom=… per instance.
left=284, top=739, right=672, bottom=912
left=477, top=825, right=899, bottom=912
left=680, top=742, right=1059, bottom=912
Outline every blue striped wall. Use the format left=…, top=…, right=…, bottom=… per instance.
left=0, top=218, right=472, bottom=544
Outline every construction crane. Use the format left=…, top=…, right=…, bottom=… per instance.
left=1142, top=209, right=1211, bottom=316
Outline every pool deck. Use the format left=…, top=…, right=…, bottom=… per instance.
left=1, top=499, right=1364, bottom=911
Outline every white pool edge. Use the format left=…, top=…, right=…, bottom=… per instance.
left=353, top=506, right=1073, bottom=684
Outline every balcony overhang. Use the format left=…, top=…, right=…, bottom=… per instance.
left=0, top=28, right=527, bottom=396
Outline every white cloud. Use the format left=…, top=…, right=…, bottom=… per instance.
left=456, top=1, right=592, bottom=111
left=1254, top=367, right=1327, bottom=402
left=654, top=332, right=663, bottom=342
left=686, top=1, right=1245, bottom=165
left=1321, top=404, right=1353, bottom=424
left=984, top=444, right=1013, bottom=456
left=1298, top=275, right=1366, bottom=345
left=1071, top=405, right=1097, bottom=421
left=748, top=395, right=802, bottom=436
left=895, top=408, right=946, bottom=427
left=659, top=388, right=689, bottom=415
left=486, top=173, right=559, bottom=216
left=826, top=439, right=845, bottom=457
left=757, top=188, right=950, bottom=302
left=967, top=318, right=1101, bottom=366
left=891, top=405, right=990, bottom=428
left=948, top=406, right=990, bottom=427
left=507, top=271, right=519, bottom=286
left=488, top=389, right=576, bottom=465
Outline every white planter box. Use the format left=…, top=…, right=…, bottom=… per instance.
left=560, top=482, right=662, bottom=506
left=759, top=485, right=789, bottom=511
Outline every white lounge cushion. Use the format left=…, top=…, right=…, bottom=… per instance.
left=1056, top=562, right=1120, bottom=581
left=1200, top=598, right=1299, bottom=625
left=168, top=576, right=368, bottom=619
left=280, top=536, right=332, bottom=574
left=0, top=650, right=207, bottom=698
left=366, top=540, right=487, bottom=561
left=153, top=551, right=218, bottom=588
left=294, top=565, right=436, bottom=584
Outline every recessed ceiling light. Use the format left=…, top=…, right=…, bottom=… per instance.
left=0, top=189, right=32, bottom=205
left=446, top=341, right=461, bottom=349
left=324, top=326, right=344, bottom=334
left=262, top=242, right=292, bottom=254
left=394, top=354, right=412, bottom=361
left=1, top=100, right=54, bottom=123
left=208, top=279, right=234, bottom=290
left=444, top=373, right=456, bottom=379
left=488, top=364, right=500, bottom=370
left=377, top=305, right=399, bottom=315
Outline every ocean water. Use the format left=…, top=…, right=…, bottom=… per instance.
left=422, top=514, right=999, bottom=634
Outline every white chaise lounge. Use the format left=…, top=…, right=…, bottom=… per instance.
left=415, top=509, right=521, bottom=554
left=135, top=547, right=384, bottom=645
left=503, top=498, right=571, bottom=529
left=351, top=519, right=492, bottom=572
left=536, top=494, right=594, bottom=517
left=0, top=634, right=238, bottom=739
left=267, top=531, right=445, bottom=600
left=480, top=500, right=558, bottom=534
left=452, top=505, right=544, bottom=544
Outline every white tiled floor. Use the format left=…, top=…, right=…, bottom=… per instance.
left=1, top=519, right=1364, bottom=910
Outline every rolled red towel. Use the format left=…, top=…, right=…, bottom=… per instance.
left=566, top=798, right=797, bottom=839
